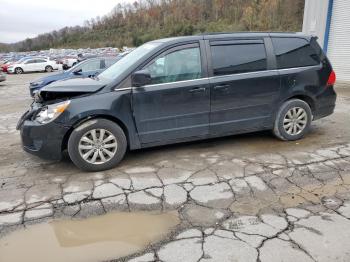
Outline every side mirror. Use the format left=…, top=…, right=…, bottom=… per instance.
left=73, top=68, right=82, bottom=75
left=131, top=70, right=151, bottom=87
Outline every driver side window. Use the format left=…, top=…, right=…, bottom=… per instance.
left=80, top=60, right=100, bottom=72
left=145, top=47, right=202, bottom=85
left=25, top=59, right=36, bottom=64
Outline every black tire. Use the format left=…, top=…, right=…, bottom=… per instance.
left=273, top=99, right=312, bottom=141
left=45, top=66, right=53, bottom=72
left=68, top=119, right=127, bottom=172
left=15, top=67, right=23, bottom=74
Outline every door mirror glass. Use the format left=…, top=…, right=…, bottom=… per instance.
left=131, top=70, right=151, bottom=87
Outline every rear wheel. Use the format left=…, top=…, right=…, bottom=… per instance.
left=15, top=67, right=23, bottom=74
left=68, top=119, right=127, bottom=171
left=273, top=99, right=312, bottom=141
left=45, top=66, right=53, bottom=72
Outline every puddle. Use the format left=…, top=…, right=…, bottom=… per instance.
left=0, top=211, right=179, bottom=262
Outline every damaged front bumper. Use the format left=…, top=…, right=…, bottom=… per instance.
left=17, top=102, right=70, bottom=161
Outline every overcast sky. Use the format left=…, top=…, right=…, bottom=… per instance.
left=0, top=0, right=134, bottom=43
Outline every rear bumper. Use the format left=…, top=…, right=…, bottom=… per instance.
left=313, top=87, right=337, bottom=120
left=20, top=119, right=70, bottom=161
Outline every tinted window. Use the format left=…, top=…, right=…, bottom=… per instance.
left=272, top=37, right=320, bottom=69
left=145, top=47, right=202, bottom=85
left=36, top=59, right=47, bottom=63
left=211, top=43, right=267, bottom=76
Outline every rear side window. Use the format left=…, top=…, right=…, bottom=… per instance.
left=272, top=37, right=320, bottom=69
left=211, top=43, right=267, bottom=76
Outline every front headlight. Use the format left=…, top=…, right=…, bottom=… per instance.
left=35, top=100, right=70, bottom=124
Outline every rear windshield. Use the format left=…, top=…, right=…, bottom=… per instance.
left=272, top=37, right=321, bottom=69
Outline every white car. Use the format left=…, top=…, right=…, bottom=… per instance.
left=7, top=58, right=59, bottom=74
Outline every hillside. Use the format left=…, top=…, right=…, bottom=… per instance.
left=1, top=0, right=305, bottom=52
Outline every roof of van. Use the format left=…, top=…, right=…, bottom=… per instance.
left=152, top=32, right=311, bottom=43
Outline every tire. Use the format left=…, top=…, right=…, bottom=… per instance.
left=15, top=67, right=23, bottom=74
left=68, top=119, right=127, bottom=172
left=45, top=66, right=53, bottom=72
left=273, top=99, right=312, bottom=141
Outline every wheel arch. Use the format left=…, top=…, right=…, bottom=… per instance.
left=61, top=114, right=131, bottom=152
left=283, top=94, right=316, bottom=113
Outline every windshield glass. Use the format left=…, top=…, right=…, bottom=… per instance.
left=15, top=58, right=28, bottom=64
left=98, top=42, right=161, bottom=81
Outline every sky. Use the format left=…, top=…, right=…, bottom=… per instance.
left=0, top=0, right=134, bottom=44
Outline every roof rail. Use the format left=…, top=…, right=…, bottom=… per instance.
left=197, top=31, right=298, bottom=36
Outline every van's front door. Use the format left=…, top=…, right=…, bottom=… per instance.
left=132, top=43, right=210, bottom=144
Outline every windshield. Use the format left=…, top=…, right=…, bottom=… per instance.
left=14, top=58, right=28, bottom=64
left=98, top=42, right=161, bottom=81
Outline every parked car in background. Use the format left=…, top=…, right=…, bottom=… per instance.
left=62, top=57, right=78, bottom=70
left=1, top=60, right=16, bottom=73
left=7, top=58, right=59, bottom=74
left=29, top=56, right=119, bottom=96
left=17, top=33, right=337, bottom=171
left=0, top=71, right=6, bottom=82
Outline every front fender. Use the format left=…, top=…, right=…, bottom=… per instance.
left=56, top=91, right=141, bottom=150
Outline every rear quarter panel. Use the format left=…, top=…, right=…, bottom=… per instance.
left=277, top=63, right=332, bottom=115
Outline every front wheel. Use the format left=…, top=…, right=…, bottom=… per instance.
left=68, top=119, right=127, bottom=171
left=15, top=67, right=23, bottom=74
left=273, top=99, right=312, bottom=141
left=45, top=66, right=53, bottom=72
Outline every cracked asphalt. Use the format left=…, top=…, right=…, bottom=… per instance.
left=1, top=73, right=350, bottom=262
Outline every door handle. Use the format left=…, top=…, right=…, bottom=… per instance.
left=189, top=87, right=206, bottom=93
left=214, top=84, right=230, bottom=90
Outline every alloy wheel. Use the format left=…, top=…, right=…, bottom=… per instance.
left=283, top=107, right=308, bottom=136
left=78, top=129, right=118, bottom=165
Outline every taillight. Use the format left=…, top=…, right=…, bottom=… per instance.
left=327, top=70, right=336, bottom=87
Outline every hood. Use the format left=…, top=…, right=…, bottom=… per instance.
left=38, top=77, right=108, bottom=102
left=30, top=71, right=68, bottom=85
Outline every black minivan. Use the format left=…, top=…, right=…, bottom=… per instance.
left=17, top=33, right=337, bottom=171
